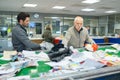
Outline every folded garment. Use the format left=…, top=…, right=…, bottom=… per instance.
left=48, top=48, right=72, bottom=62
left=51, top=44, right=64, bottom=52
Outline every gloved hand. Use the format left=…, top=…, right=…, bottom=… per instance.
left=85, top=44, right=98, bottom=52
left=92, top=44, right=98, bottom=51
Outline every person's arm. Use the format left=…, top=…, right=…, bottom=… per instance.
left=62, top=30, right=71, bottom=47
left=13, top=28, right=41, bottom=50
left=86, top=32, right=95, bottom=44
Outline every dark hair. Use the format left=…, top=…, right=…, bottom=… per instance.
left=17, top=12, right=30, bottom=22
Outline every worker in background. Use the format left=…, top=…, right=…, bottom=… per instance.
left=12, top=12, right=42, bottom=52
left=42, top=25, right=54, bottom=43
left=62, top=16, right=95, bottom=48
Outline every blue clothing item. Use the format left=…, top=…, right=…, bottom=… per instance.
left=12, top=24, right=41, bottom=52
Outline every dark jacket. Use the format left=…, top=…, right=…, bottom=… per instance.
left=12, top=24, right=41, bottom=52
left=42, top=29, right=54, bottom=43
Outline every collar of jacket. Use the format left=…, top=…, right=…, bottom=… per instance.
left=74, top=27, right=83, bottom=33
left=17, top=23, right=27, bottom=33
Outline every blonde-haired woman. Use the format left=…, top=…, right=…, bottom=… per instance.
left=42, top=25, right=54, bottom=43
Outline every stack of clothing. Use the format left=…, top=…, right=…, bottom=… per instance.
left=48, top=44, right=72, bottom=62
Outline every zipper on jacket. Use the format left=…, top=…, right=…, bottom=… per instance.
left=79, top=32, right=80, bottom=48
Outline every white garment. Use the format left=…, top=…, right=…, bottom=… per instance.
left=40, top=41, right=54, bottom=51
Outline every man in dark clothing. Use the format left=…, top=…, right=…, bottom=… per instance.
left=12, top=12, right=41, bottom=52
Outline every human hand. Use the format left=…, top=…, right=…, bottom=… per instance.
left=41, top=46, right=47, bottom=50
left=85, top=44, right=98, bottom=52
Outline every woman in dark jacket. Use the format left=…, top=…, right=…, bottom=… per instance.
left=42, top=25, right=54, bottom=43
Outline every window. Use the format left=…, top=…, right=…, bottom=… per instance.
left=44, top=17, right=63, bottom=36
left=62, top=17, right=74, bottom=36
left=0, top=15, right=13, bottom=38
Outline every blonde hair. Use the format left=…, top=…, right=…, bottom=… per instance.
left=45, top=25, right=51, bottom=30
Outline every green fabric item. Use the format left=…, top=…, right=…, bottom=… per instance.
left=98, top=46, right=120, bottom=57
left=0, top=59, right=10, bottom=65
left=0, top=55, right=10, bottom=65
left=16, top=61, right=51, bottom=78
left=1, top=46, right=120, bottom=78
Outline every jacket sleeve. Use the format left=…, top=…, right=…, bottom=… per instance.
left=13, top=28, right=41, bottom=49
left=86, top=31, right=95, bottom=44
left=62, top=30, right=71, bottom=47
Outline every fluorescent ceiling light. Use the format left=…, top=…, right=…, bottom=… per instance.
left=81, top=8, right=95, bottom=11
left=23, top=4, right=37, bottom=7
left=82, top=0, right=100, bottom=4
left=51, top=17, right=60, bottom=21
left=51, top=17, right=59, bottom=19
left=52, top=6, right=65, bottom=9
left=105, top=10, right=117, bottom=13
